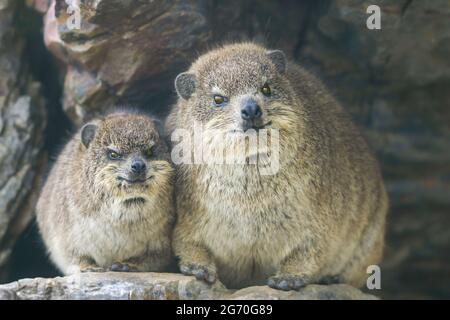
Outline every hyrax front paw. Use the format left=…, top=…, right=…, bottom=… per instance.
left=267, top=274, right=310, bottom=291
left=180, top=263, right=217, bottom=283
left=109, top=262, right=139, bottom=272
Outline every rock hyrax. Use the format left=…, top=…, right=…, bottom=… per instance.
left=37, top=112, right=174, bottom=274
left=166, top=43, right=388, bottom=290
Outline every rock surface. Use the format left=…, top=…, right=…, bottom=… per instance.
left=43, top=0, right=211, bottom=125
left=0, top=272, right=377, bottom=300
left=0, top=0, right=46, bottom=281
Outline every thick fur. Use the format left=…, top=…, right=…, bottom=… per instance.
left=166, top=43, right=388, bottom=289
left=37, top=112, right=174, bottom=274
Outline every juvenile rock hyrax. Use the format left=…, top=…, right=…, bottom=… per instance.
left=37, top=112, right=174, bottom=274
left=166, top=43, right=388, bottom=290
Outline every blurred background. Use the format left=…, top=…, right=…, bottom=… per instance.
left=0, top=0, right=448, bottom=299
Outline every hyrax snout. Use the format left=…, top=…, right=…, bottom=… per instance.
left=37, top=112, right=174, bottom=274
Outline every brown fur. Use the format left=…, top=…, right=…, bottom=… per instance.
left=37, top=112, right=174, bottom=274
left=166, top=43, right=388, bottom=289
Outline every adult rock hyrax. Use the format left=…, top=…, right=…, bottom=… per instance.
left=166, top=42, right=388, bottom=290
left=37, top=112, right=174, bottom=274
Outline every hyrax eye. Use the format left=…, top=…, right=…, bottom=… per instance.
left=213, top=95, right=227, bottom=106
left=261, top=83, right=271, bottom=96
left=144, top=146, right=155, bottom=158
left=107, top=150, right=122, bottom=160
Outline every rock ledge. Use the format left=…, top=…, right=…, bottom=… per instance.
left=0, top=272, right=377, bottom=300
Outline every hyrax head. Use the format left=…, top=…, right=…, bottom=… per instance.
left=80, top=112, right=173, bottom=201
left=174, top=43, right=298, bottom=134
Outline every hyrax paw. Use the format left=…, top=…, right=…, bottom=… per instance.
left=180, top=263, right=217, bottom=283
left=267, top=274, right=309, bottom=291
left=109, top=262, right=138, bottom=272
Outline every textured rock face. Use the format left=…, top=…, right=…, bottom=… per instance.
left=0, top=0, right=46, bottom=280
left=0, top=272, right=377, bottom=300
left=43, top=0, right=210, bottom=125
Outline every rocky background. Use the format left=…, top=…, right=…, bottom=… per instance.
left=0, top=0, right=448, bottom=299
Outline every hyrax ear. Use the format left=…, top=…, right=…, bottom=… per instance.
left=267, top=50, right=287, bottom=74
left=175, top=72, right=196, bottom=100
left=80, top=123, right=97, bottom=148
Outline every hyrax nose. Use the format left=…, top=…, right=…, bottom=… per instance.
left=131, top=159, right=146, bottom=174
left=241, top=100, right=262, bottom=121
